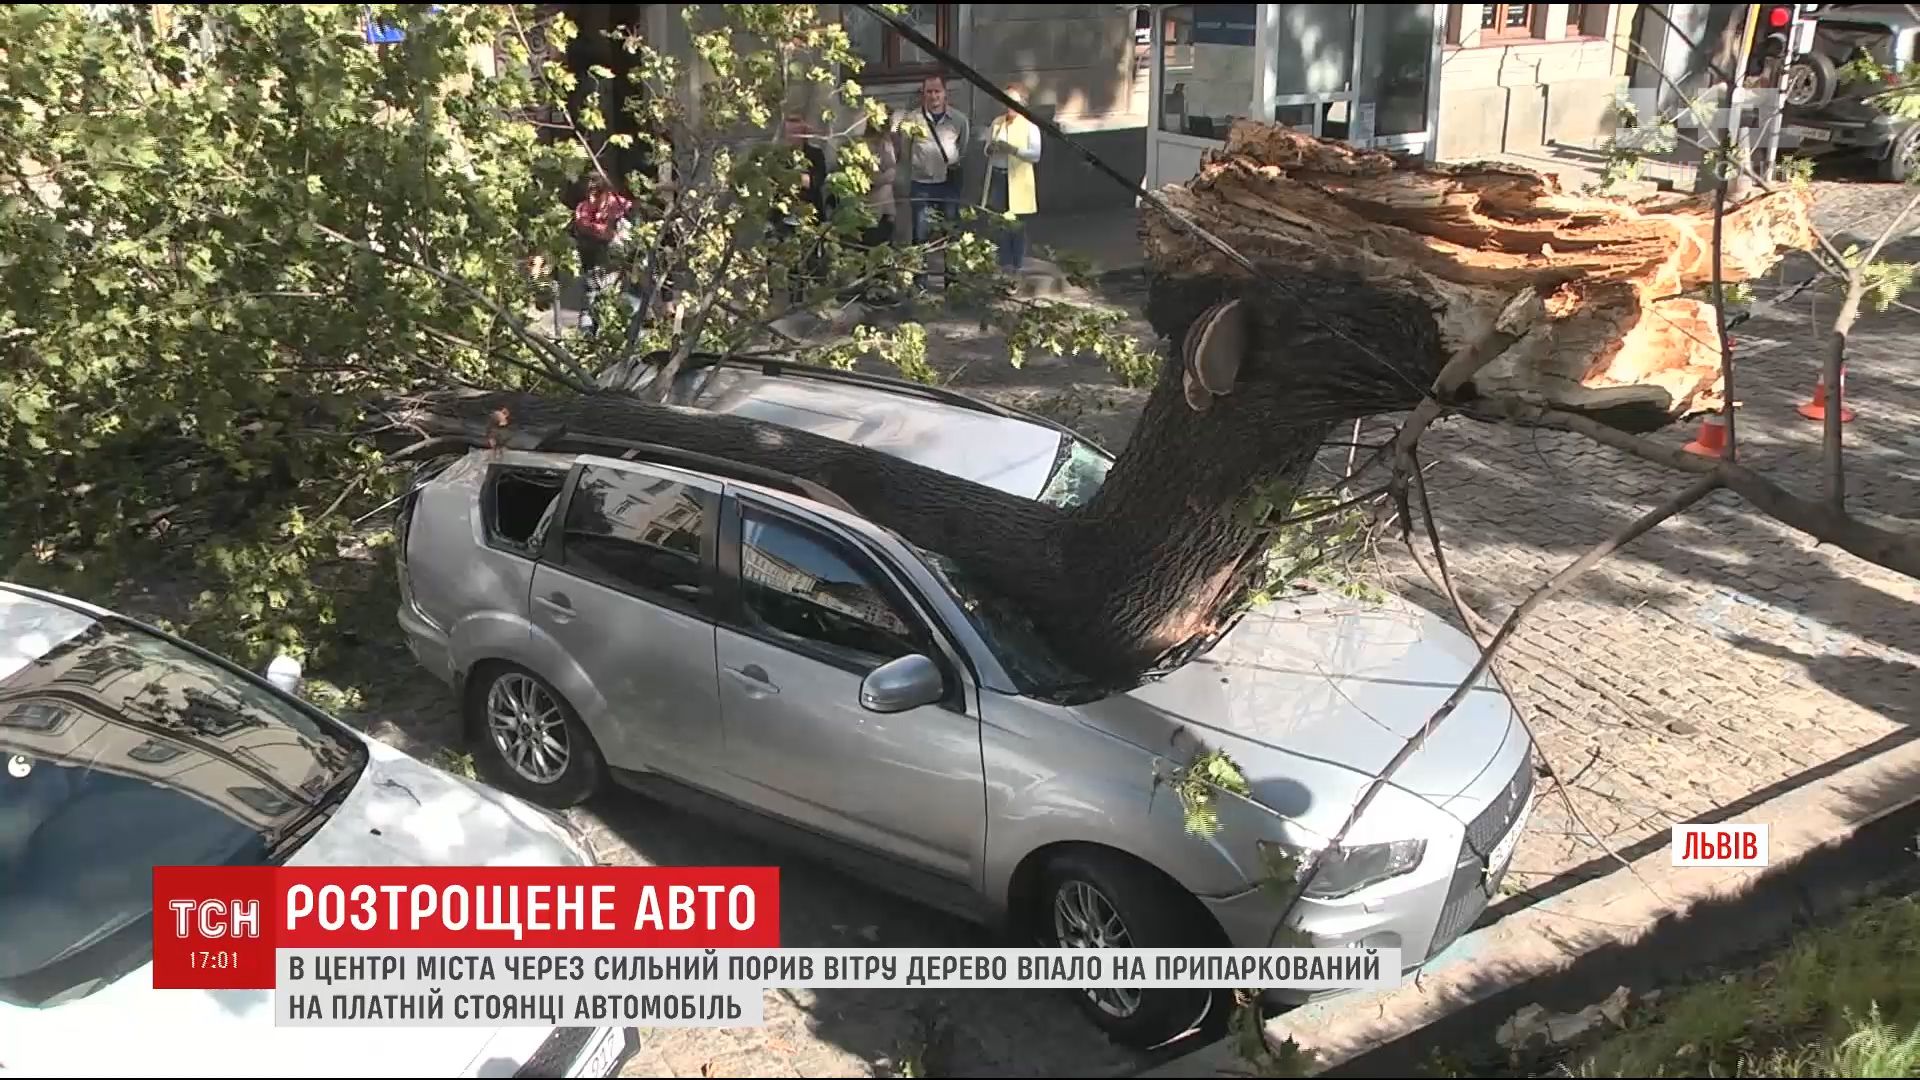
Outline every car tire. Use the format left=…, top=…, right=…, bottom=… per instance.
left=1035, top=848, right=1231, bottom=1050
left=1786, top=52, right=1837, bottom=109
left=1880, top=125, right=1920, bottom=182
left=464, top=664, right=605, bottom=808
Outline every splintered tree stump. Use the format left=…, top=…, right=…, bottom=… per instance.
left=404, top=124, right=1814, bottom=691
left=1143, top=121, right=1814, bottom=429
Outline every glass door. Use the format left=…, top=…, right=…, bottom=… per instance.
left=1356, top=3, right=1443, bottom=156
left=1262, top=5, right=1360, bottom=138
left=1148, top=4, right=1258, bottom=189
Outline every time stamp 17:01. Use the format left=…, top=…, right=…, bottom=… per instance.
left=189, top=950, right=245, bottom=970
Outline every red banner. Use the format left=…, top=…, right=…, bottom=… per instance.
left=153, top=866, right=780, bottom=990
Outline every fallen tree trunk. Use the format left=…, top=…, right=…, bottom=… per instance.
left=1144, top=122, right=1813, bottom=429
left=403, top=124, right=1812, bottom=691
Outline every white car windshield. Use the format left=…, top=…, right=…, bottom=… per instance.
left=0, top=593, right=367, bottom=1009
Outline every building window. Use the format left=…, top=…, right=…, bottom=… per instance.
left=1158, top=4, right=1259, bottom=139
left=847, top=4, right=955, bottom=81
left=1481, top=4, right=1534, bottom=40
left=1567, top=4, right=1592, bottom=36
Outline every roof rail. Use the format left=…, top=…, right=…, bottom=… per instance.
left=537, top=431, right=861, bottom=516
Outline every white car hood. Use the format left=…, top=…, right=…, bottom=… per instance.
left=0, top=739, right=590, bottom=1077
left=1078, top=590, right=1519, bottom=835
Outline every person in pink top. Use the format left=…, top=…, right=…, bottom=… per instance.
left=571, top=171, right=632, bottom=331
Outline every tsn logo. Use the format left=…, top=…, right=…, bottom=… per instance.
left=168, top=899, right=262, bottom=939
left=1671, top=824, right=1770, bottom=867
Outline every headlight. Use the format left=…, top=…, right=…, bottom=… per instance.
left=1302, top=839, right=1427, bottom=899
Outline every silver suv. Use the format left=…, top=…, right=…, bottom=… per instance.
left=395, top=357, right=1535, bottom=1047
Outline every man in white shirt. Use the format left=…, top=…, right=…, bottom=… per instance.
left=897, top=73, right=969, bottom=261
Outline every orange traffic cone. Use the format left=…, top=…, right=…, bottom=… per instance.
left=1684, top=412, right=1729, bottom=458
left=1797, top=365, right=1856, bottom=423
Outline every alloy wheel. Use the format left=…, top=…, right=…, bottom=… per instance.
left=486, top=673, right=569, bottom=785
left=1784, top=65, right=1815, bottom=107
left=1051, top=880, right=1142, bottom=1018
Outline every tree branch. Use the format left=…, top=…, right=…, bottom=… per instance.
left=1469, top=395, right=1920, bottom=579
left=1273, top=472, right=1716, bottom=944
left=507, top=7, right=613, bottom=188
left=313, top=224, right=594, bottom=392
left=647, top=230, right=743, bottom=401
left=1827, top=187, right=1920, bottom=511
left=1405, top=455, right=1668, bottom=902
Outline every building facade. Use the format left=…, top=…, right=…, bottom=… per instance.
left=1434, top=4, right=1638, bottom=160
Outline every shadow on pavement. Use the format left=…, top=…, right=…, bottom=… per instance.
left=581, top=792, right=1159, bottom=1078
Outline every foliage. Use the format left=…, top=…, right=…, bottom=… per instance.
left=1861, top=260, right=1918, bottom=313
left=1592, top=95, right=1678, bottom=193
left=1571, top=895, right=1920, bottom=1077
left=1172, top=747, right=1251, bottom=838
left=1, top=3, right=1148, bottom=666
left=1777, top=154, right=1818, bottom=189
left=0, top=3, right=578, bottom=663
left=1841, top=243, right=1920, bottom=313
left=1241, top=490, right=1388, bottom=607
left=1835, top=55, right=1920, bottom=121
left=1229, top=992, right=1316, bottom=1078
left=432, top=747, right=480, bottom=781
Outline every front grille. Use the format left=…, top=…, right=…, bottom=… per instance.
left=1466, top=750, right=1535, bottom=861
left=1429, top=858, right=1489, bottom=960
left=1427, top=752, right=1537, bottom=962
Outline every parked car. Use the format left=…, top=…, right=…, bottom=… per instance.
left=1782, top=5, right=1920, bottom=179
left=0, top=582, right=637, bottom=1077
left=396, top=356, right=1536, bottom=1048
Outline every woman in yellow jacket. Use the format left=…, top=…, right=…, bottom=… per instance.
left=982, top=83, right=1041, bottom=271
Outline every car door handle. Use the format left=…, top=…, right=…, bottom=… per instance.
left=535, top=592, right=576, bottom=622
left=725, top=664, right=779, bottom=695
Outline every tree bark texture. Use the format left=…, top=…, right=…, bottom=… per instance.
left=1143, top=122, right=1813, bottom=430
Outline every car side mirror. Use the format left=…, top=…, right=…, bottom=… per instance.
left=859, top=654, right=945, bottom=713
left=265, top=654, right=304, bottom=696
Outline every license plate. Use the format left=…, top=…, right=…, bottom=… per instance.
left=568, top=1027, right=625, bottom=1078
left=1485, top=796, right=1533, bottom=883
left=1783, top=124, right=1831, bottom=142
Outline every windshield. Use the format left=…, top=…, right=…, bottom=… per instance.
left=909, top=546, right=1106, bottom=704
left=0, top=591, right=367, bottom=1008
left=1036, top=436, right=1114, bottom=510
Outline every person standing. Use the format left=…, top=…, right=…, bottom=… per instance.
left=898, top=72, right=968, bottom=284
left=570, top=171, right=631, bottom=333
left=772, top=112, right=830, bottom=305
left=860, top=113, right=900, bottom=251
left=982, top=83, right=1041, bottom=271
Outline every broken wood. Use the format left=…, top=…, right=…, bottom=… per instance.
left=399, top=123, right=1820, bottom=693
left=1142, top=122, right=1813, bottom=430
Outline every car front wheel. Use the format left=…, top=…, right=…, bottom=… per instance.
left=1037, top=849, right=1229, bottom=1049
left=465, top=665, right=604, bottom=808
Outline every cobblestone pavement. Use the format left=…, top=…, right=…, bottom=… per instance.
left=332, top=179, right=1919, bottom=1077
left=1366, top=181, right=1920, bottom=903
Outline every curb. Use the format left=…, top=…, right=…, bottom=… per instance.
left=1139, top=731, right=1920, bottom=1077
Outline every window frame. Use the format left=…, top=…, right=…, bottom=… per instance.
left=480, top=463, right=568, bottom=560
left=716, top=494, right=961, bottom=703
left=1481, top=4, right=1535, bottom=41
left=542, top=458, right=724, bottom=621
left=846, top=3, right=956, bottom=82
